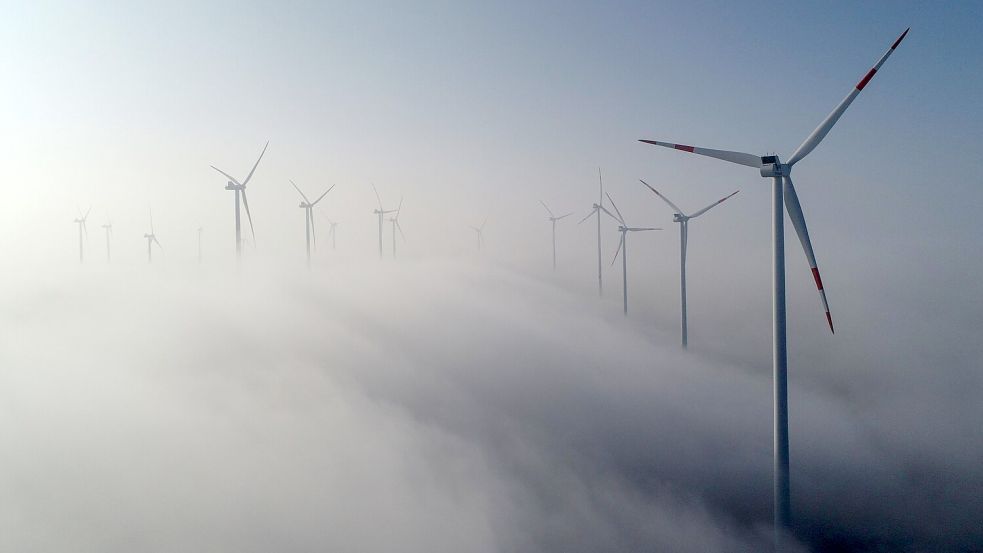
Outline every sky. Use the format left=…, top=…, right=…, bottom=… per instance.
left=1, top=1, right=982, bottom=551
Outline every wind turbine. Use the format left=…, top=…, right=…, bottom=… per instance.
left=638, top=28, right=909, bottom=543
left=371, top=184, right=396, bottom=258
left=389, top=197, right=406, bottom=258
left=290, top=180, right=335, bottom=268
left=639, top=180, right=739, bottom=348
left=606, top=192, right=661, bottom=315
left=324, top=218, right=339, bottom=250
left=469, top=219, right=486, bottom=252
left=101, top=219, right=112, bottom=263
left=577, top=169, right=609, bottom=295
left=539, top=201, right=572, bottom=270
left=210, top=142, right=268, bottom=258
left=73, top=206, right=90, bottom=263
left=144, top=209, right=162, bottom=263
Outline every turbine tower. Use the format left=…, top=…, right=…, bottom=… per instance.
left=539, top=201, right=572, bottom=270
left=101, top=219, right=112, bottom=263
left=144, top=209, right=162, bottom=263
left=578, top=169, right=608, bottom=295
left=290, top=180, right=335, bottom=268
left=469, top=219, right=486, bottom=252
left=388, top=197, right=406, bottom=258
left=638, top=28, right=909, bottom=545
left=640, top=180, right=739, bottom=348
left=325, top=219, right=339, bottom=250
left=371, top=184, right=396, bottom=258
left=210, top=142, right=268, bottom=258
left=73, top=207, right=90, bottom=263
left=606, top=192, right=661, bottom=315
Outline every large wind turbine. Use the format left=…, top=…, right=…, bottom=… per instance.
left=144, top=209, right=162, bottom=263
left=640, top=180, right=738, bottom=348
left=73, top=207, right=90, bottom=263
left=101, top=219, right=112, bottom=263
left=210, top=142, right=268, bottom=258
left=371, top=184, right=396, bottom=258
left=469, top=219, right=486, bottom=252
left=606, top=192, right=661, bottom=315
left=290, top=180, right=335, bottom=267
left=389, top=198, right=406, bottom=258
left=639, top=28, right=909, bottom=543
left=578, top=169, right=609, bottom=295
left=539, top=201, right=572, bottom=270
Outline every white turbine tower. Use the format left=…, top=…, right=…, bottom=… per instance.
left=73, top=206, right=90, bottom=263
left=469, top=219, right=486, bottom=252
left=290, top=180, right=335, bottom=268
left=144, top=209, right=162, bottom=263
left=606, top=192, right=661, bottom=315
left=639, top=28, right=909, bottom=544
left=210, top=142, right=268, bottom=258
left=324, top=219, right=339, bottom=250
left=371, top=184, right=396, bottom=258
left=640, top=180, right=739, bottom=348
left=388, top=197, right=406, bottom=258
left=577, top=169, right=609, bottom=295
left=101, top=219, right=113, bottom=263
left=539, top=201, right=572, bottom=270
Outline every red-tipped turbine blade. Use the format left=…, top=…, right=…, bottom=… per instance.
left=638, top=140, right=763, bottom=169
left=783, top=176, right=834, bottom=333
left=689, top=190, right=740, bottom=218
left=787, top=28, right=909, bottom=166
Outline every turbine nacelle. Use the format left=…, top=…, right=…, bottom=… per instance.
left=672, top=213, right=687, bottom=223
left=759, top=155, right=789, bottom=178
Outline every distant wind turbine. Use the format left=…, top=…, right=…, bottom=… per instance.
left=371, top=184, right=396, bottom=258
left=101, top=219, right=112, bottom=263
left=577, top=169, right=609, bottom=295
left=73, top=206, right=90, bottom=263
left=210, top=142, right=268, bottom=258
left=324, top=218, right=339, bottom=250
left=640, top=180, right=739, bottom=348
left=539, top=201, right=572, bottom=270
left=389, top=197, right=406, bottom=258
left=606, top=192, right=661, bottom=315
left=469, top=219, right=486, bottom=252
left=144, top=209, right=162, bottom=263
left=638, top=27, right=909, bottom=542
left=290, top=180, right=335, bottom=268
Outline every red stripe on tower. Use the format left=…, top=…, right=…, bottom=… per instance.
left=856, top=68, right=877, bottom=91
left=674, top=144, right=695, bottom=153
left=811, top=267, right=824, bottom=290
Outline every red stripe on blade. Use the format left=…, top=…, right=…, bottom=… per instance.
left=674, top=144, right=695, bottom=153
left=856, top=68, right=877, bottom=91
left=811, top=267, right=824, bottom=290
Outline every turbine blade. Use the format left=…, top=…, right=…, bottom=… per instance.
left=289, top=180, right=311, bottom=203
left=689, top=190, right=740, bottom=218
left=396, top=220, right=406, bottom=242
left=480, top=218, right=486, bottom=231
left=539, top=200, right=555, bottom=218
left=83, top=206, right=91, bottom=220
left=372, top=183, right=383, bottom=210
left=598, top=168, right=603, bottom=206
left=639, top=179, right=685, bottom=215
left=311, top=184, right=335, bottom=206
left=154, top=236, right=162, bottom=249
left=241, top=189, right=256, bottom=245
left=638, top=139, right=763, bottom=169
left=598, top=205, right=621, bottom=224
left=783, top=176, right=834, bottom=333
left=210, top=165, right=241, bottom=186
left=309, top=209, right=317, bottom=246
left=629, top=227, right=662, bottom=231
left=556, top=212, right=573, bottom=220
left=787, top=28, right=909, bottom=166
left=604, top=193, right=625, bottom=224
left=611, top=233, right=625, bottom=266
left=577, top=209, right=597, bottom=225
left=241, top=141, right=269, bottom=186
left=395, top=196, right=403, bottom=219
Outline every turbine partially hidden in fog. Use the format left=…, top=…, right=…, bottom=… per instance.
left=371, top=184, right=396, bottom=258
left=388, top=198, right=406, bottom=258
left=640, top=180, right=738, bottom=348
left=143, top=209, right=162, bottom=263
left=324, top=218, right=339, bottom=250
left=290, top=180, right=335, bottom=268
left=539, top=201, right=572, bottom=270
left=101, top=219, right=112, bottom=263
left=578, top=169, right=609, bottom=296
left=606, top=192, right=660, bottom=315
left=639, top=27, right=909, bottom=545
left=210, top=142, right=268, bottom=259
left=73, top=206, right=90, bottom=263
left=469, top=219, right=486, bottom=252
